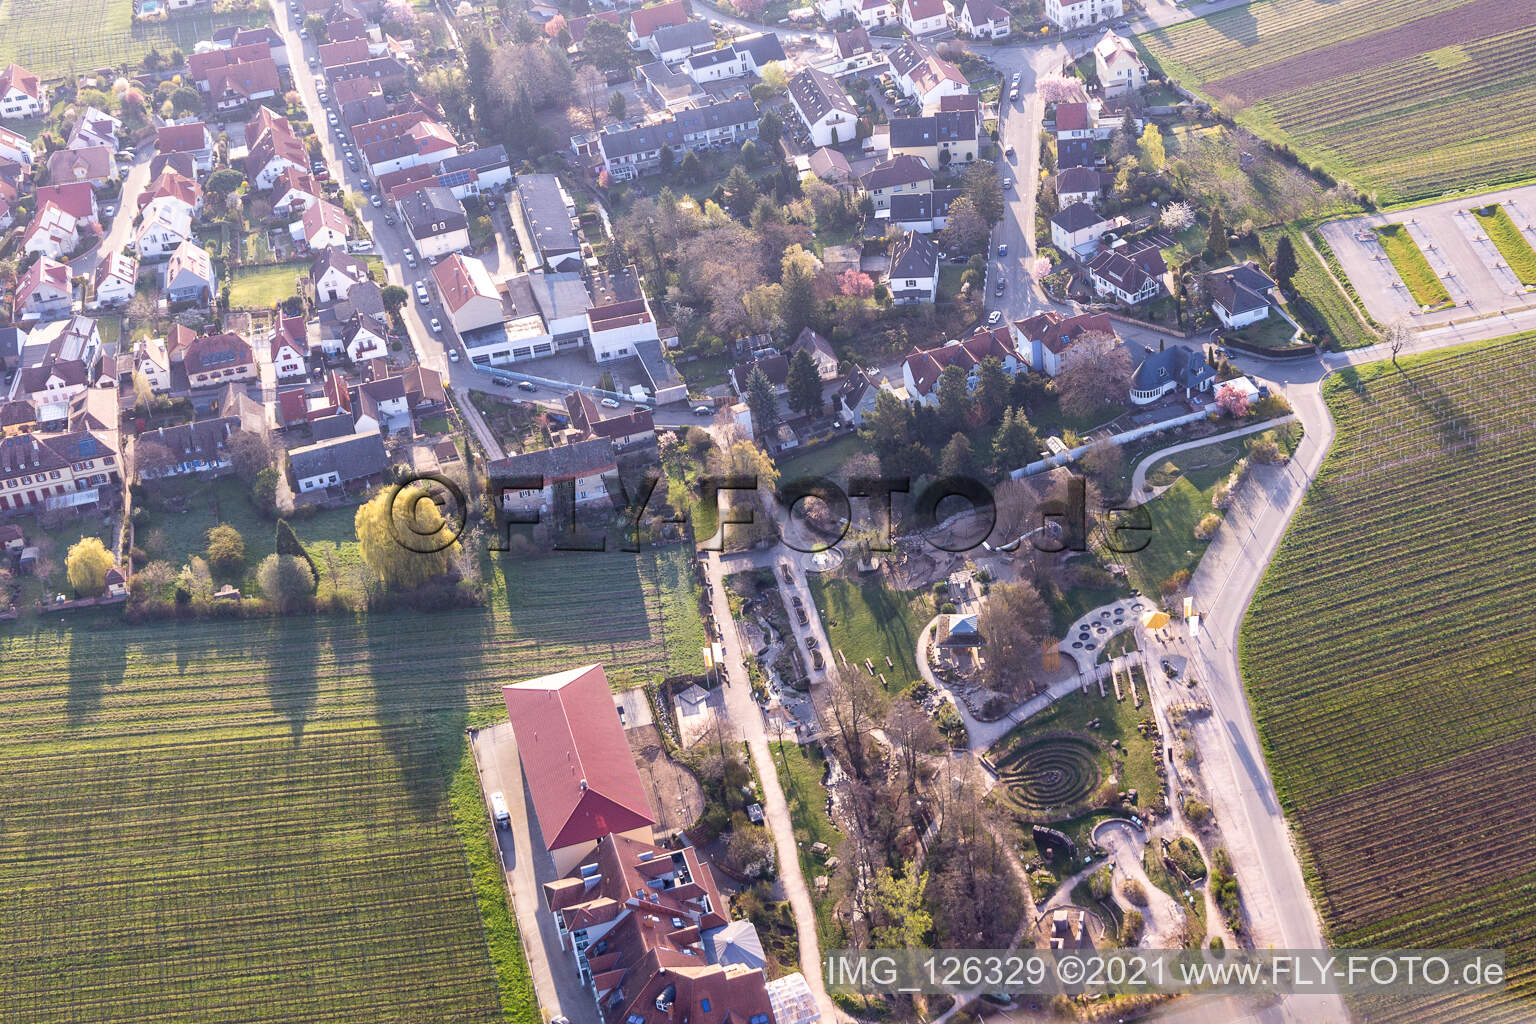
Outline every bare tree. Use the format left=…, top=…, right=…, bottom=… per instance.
left=827, top=669, right=883, bottom=781
left=977, top=581, right=1050, bottom=697
left=885, top=699, right=942, bottom=793
left=1386, top=316, right=1413, bottom=367
left=576, top=64, right=606, bottom=130
left=1057, top=332, right=1133, bottom=419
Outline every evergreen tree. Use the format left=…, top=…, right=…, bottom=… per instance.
left=935, top=364, right=971, bottom=433
left=786, top=349, right=823, bottom=418
left=1272, top=234, right=1299, bottom=289
left=778, top=246, right=818, bottom=340
left=680, top=150, right=703, bottom=184
left=1207, top=206, right=1229, bottom=260
left=744, top=365, right=780, bottom=434
left=938, top=433, right=975, bottom=479
left=973, top=357, right=1010, bottom=422
left=992, top=407, right=1041, bottom=468
left=658, top=144, right=675, bottom=176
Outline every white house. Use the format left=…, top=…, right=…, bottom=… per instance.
left=492, top=438, right=619, bottom=516
left=816, top=27, right=883, bottom=77
left=0, top=63, right=44, bottom=119
left=1207, top=263, right=1278, bottom=329
left=951, top=0, right=1010, bottom=38
left=1094, top=31, right=1147, bottom=96
left=14, top=257, right=73, bottom=322
left=311, top=248, right=369, bottom=306
left=887, top=230, right=938, bottom=305
left=342, top=315, right=389, bottom=364
left=1087, top=245, right=1164, bottom=305
left=68, top=107, right=120, bottom=152
left=134, top=196, right=195, bottom=260
left=133, top=337, right=172, bottom=393
left=270, top=315, right=309, bottom=380
left=1045, top=0, right=1122, bottom=29
left=588, top=296, right=659, bottom=361
left=433, top=254, right=505, bottom=335
left=288, top=432, right=387, bottom=493
left=271, top=167, right=321, bottom=216
left=92, top=251, right=138, bottom=309
left=788, top=66, right=860, bottom=149
left=1054, top=166, right=1102, bottom=206
left=1011, top=310, right=1114, bottom=377
left=399, top=186, right=469, bottom=261
left=154, top=121, right=216, bottom=172
left=0, top=125, right=34, bottom=166
left=888, top=42, right=970, bottom=110
left=900, top=328, right=1022, bottom=404
left=1050, top=201, right=1112, bottom=255
left=292, top=199, right=351, bottom=252
left=164, top=241, right=216, bottom=305
left=22, top=203, right=81, bottom=260
left=836, top=368, right=882, bottom=426
left=901, top=0, right=948, bottom=36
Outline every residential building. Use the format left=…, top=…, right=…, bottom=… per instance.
left=787, top=66, right=858, bottom=149
left=649, top=21, right=715, bottom=63
left=351, top=375, right=411, bottom=434
left=627, top=0, right=688, bottom=49
left=836, top=367, right=881, bottom=425
left=206, top=58, right=281, bottom=112
left=134, top=416, right=247, bottom=480
left=577, top=95, right=759, bottom=180
left=887, top=110, right=977, bottom=167
left=565, top=391, right=655, bottom=450
left=888, top=188, right=960, bottom=233
left=0, top=63, right=44, bottom=118
left=325, top=56, right=411, bottom=94
left=67, top=107, right=120, bottom=152
left=14, top=257, right=73, bottom=322
left=861, top=154, right=933, bottom=214
left=164, top=240, right=217, bottom=305
left=1012, top=310, right=1113, bottom=376
left=729, top=352, right=789, bottom=396
left=888, top=42, right=969, bottom=110
left=399, top=185, right=469, bottom=260
left=138, top=169, right=203, bottom=217
left=287, top=431, right=388, bottom=492
left=805, top=146, right=855, bottom=188
left=271, top=166, right=321, bottom=216
left=311, top=247, right=370, bottom=305
left=586, top=266, right=658, bottom=361
left=0, top=428, right=120, bottom=514
left=492, top=440, right=621, bottom=522
left=1054, top=165, right=1102, bottom=206
left=245, top=109, right=308, bottom=189
left=189, top=42, right=268, bottom=91
left=788, top=327, right=839, bottom=381
left=887, top=229, right=939, bottom=305
left=1088, top=242, right=1165, bottom=305
left=816, top=27, right=881, bottom=77
left=315, top=282, right=388, bottom=359
left=47, top=146, right=116, bottom=189
left=92, top=251, right=138, bottom=309
left=501, top=664, right=653, bottom=873
left=0, top=124, right=34, bottom=166
left=1050, top=201, right=1112, bottom=255
left=456, top=272, right=555, bottom=366
left=1128, top=341, right=1215, bottom=404
left=1094, top=31, right=1147, bottom=96
left=133, top=337, right=172, bottom=393
left=514, top=174, right=582, bottom=272
left=901, top=0, right=947, bottom=36
left=1054, top=101, right=1093, bottom=141
left=952, top=0, right=1010, bottom=38
left=294, top=199, right=352, bottom=252
left=731, top=32, right=787, bottom=72
left=819, top=0, right=896, bottom=29
left=362, top=118, right=459, bottom=177
left=178, top=331, right=255, bottom=389
left=901, top=327, right=1022, bottom=402
left=270, top=314, right=309, bottom=380
left=22, top=203, right=82, bottom=260
left=1207, top=262, right=1279, bottom=328
left=1045, top=0, right=1122, bottom=29
left=433, top=254, right=505, bottom=334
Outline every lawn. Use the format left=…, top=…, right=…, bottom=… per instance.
left=650, top=544, right=709, bottom=677
left=1240, top=332, right=1536, bottom=1021
left=1224, top=312, right=1298, bottom=350
left=1261, top=228, right=1379, bottom=349
left=0, top=2, right=268, bottom=76
left=1137, top=0, right=1536, bottom=203
left=228, top=261, right=308, bottom=309
left=806, top=575, right=931, bottom=692
left=774, top=433, right=866, bottom=483
left=1374, top=224, right=1452, bottom=308
left=0, top=535, right=695, bottom=1021
left=1473, top=204, right=1536, bottom=287
left=771, top=739, right=844, bottom=945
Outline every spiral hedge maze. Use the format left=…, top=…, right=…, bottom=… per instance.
left=992, top=732, right=1106, bottom=821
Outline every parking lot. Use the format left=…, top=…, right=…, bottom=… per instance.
left=1320, top=183, right=1536, bottom=323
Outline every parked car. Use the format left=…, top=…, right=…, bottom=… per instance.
left=1005, top=145, right=1016, bottom=158
left=383, top=213, right=394, bottom=225
left=998, top=243, right=1008, bottom=256
left=600, top=397, right=621, bottom=409
left=414, top=282, right=429, bottom=303
left=490, top=792, right=510, bottom=828
left=1002, top=177, right=1012, bottom=189
left=429, top=317, right=441, bottom=334
left=404, top=252, right=417, bottom=268
left=102, top=203, right=116, bottom=218
left=987, top=310, right=1003, bottom=325
left=448, top=348, right=460, bottom=362
left=995, top=280, right=1006, bottom=295
left=949, top=254, right=968, bottom=264
left=516, top=380, right=536, bottom=392
left=359, top=179, right=372, bottom=192
left=780, top=564, right=794, bottom=583
left=369, top=194, right=382, bottom=207
left=693, top=404, right=712, bottom=416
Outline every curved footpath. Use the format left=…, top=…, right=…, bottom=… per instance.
left=1127, top=415, right=1299, bottom=505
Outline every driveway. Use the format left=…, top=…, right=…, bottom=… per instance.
left=469, top=722, right=593, bottom=1024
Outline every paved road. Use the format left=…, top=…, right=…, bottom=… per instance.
left=470, top=722, right=593, bottom=1024
left=701, top=547, right=840, bottom=1024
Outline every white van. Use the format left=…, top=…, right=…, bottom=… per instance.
left=490, top=791, right=510, bottom=828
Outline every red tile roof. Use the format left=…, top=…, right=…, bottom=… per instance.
left=0, top=63, right=40, bottom=101
left=155, top=122, right=210, bottom=153
left=33, top=182, right=95, bottom=222
left=629, top=0, right=688, bottom=39
left=1054, top=101, right=1089, bottom=132
left=502, top=664, right=654, bottom=852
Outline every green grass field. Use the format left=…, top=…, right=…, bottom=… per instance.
left=228, top=262, right=307, bottom=309
left=771, top=740, right=843, bottom=944
left=1240, top=333, right=1536, bottom=1021
left=806, top=576, right=931, bottom=692
left=0, top=1, right=268, bottom=76
left=0, top=540, right=703, bottom=1022
left=1473, top=204, right=1536, bottom=287
left=1374, top=224, right=1452, bottom=308
left=1137, top=0, right=1536, bottom=203
left=1262, top=228, right=1379, bottom=349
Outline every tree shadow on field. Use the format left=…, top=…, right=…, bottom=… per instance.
left=1394, top=369, right=1478, bottom=451
left=263, top=615, right=323, bottom=743
left=365, top=606, right=486, bottom=821
left=66, top=622, right=127, bottom=725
